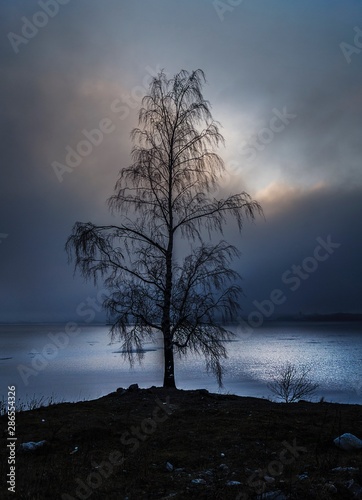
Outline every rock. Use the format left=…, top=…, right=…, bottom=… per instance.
left=245, top=467, right=258, bottom=474
left=18, top=440, right=47, bottom=452
left=128, top=383, right=139, bottom=392
left=332, top=466, right=359, bottom=472
left=264, top=475, right=276, bottom=483
left=226, top=480, right=241, bottom=486
left=298, top=473, right=309, bottom=481
left=344, top=478, right=362, bottom=497
left=333, top=433, right=362, bottom=450
left=324, top=483, right=338, bottom=494
left=203, top=470, right=213, bottom=476
left=219, top=463, right=229, bottom=472
left=257, top=491, right=286, bottom=500
left=191, top=478, right=206, bottom=485
left=165, top=462, right=174, bottom=472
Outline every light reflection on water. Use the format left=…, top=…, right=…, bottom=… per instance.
left=0, top=322, right=361, bottom=404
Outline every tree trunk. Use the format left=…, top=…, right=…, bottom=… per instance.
left=162, top=150, right=176, bottom=388
left=163, top=333, right=176, bottom=388
left=162, top=225, right=176, bottom=387
left=162, top=249, right=176, bottom=388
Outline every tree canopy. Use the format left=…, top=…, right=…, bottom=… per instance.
left=66, top=69, right=262, bottom=388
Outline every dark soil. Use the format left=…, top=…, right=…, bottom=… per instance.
left=1, top=386, right=362, bottom=499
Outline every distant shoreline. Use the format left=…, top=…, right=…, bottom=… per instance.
left=1, top=313, right=362, bottom=326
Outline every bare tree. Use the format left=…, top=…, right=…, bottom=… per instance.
left=66, top=69, right=262, bottom=388
left=267, top=362, right=319, bottom=403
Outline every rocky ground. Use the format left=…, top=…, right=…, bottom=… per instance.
left=1, top=385, right=362, bottom=499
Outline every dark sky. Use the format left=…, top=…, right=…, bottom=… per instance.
left=1, top=0, right=361, bottom=323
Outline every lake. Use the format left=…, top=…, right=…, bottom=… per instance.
left=1, top=322, right=362, bottom=405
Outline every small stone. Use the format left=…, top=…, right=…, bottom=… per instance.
left=259, top=492, right=287, bottom=500
left=298, top=473, right=309, bottom=481
left=18, top=440, right=47, bottom=452
left=166, top=462, right=174, bottom=472
left=264, top=475, right=276, bottom=483
left=325, top=483, right=338, bottom=494
left=203, top=470, right=213, bottom=476
left=332, top=466, right=359, bottom=472
left=191, top=478, right=206, bottom=485
left=219, top=463, right=229, bottom=472
left=226, top=480, right=241, bottom=486
left=346, top=479, right=362, bottom=497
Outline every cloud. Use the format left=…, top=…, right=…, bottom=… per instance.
left=233, top=183, right=362, bottom=315
left=0, top=0, right=361, bottom=321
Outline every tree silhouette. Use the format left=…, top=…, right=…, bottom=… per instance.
left=267, top=362, right=319, bottom=403
left=66, top=69, right=262, bottom=388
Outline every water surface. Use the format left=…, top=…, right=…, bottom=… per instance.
left=0, top=322, right=361, bottom=404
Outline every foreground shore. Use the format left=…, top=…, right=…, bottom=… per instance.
left=1, top=386, right=362, bottom=499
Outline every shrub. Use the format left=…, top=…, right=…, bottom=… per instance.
left=268, top=362, right=319, bottom=403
